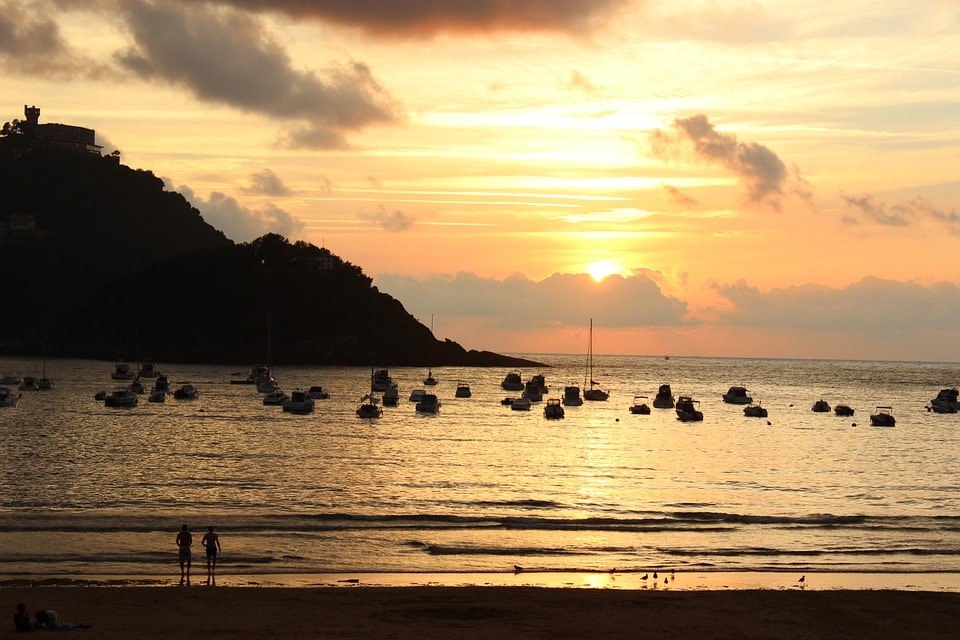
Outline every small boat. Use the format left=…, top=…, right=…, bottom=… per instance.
left=37, top=377, right=53, bottom=391
left=501, top=371, right=524, bottom=391
left=148, top=388, right=166, bottom=403
left=408, top=389, right=426, bottom=403
left=743, top=402, right=768, bottom=418
left=371, top=369, right=393, bottom=392
left=94, top=389, right=108, bottom=401
left=870, top=406, right=896, bottom=427
left=415, top=393, right=441, bottom=414
left=423, top=370, right=438, bottom=386
left=111, top=361, right=134, bottom=380
left=522, top=380, right=543, bottom=402
left=19, top=376, right=39, bottom=391
left=0, top=386, right=21, bottom=407
left=455, top=382, right=472, bottom=398
left=530, top=373, right=548, bottom=394
left=307, top=386, right=330, bottom=400
left=812, top=399, right=831, bottom=413
left=675, top=396, right=703, bottom=422
left=356, top=394, right=382, bottom=418
left=511, top=397, right=532, bottom=411
left=562, top=385, right=583, bottom=407
left=138, top=362, right=160, bottom=378
left=544, top=398, right=565, bottom=419
left=722, top=386, right=753, bottom=404
left=129, top=379, right=146, bottom=394
left=629, top=395, right=651, bottom=415
left=501, top=397, right=516, bottom=406
left=231, top=364, right=271, bottom=385
left=173, top=384, right=199, bottom=400
left=835, top=404, right=855, bottom=417
left=262, top=389, right=288, bottom=405
left=382, top=384, right=400, bottom=407
left=582, top=320, right=608, bottom=401
left=104, top=387, right=138, bottom=408
left=282, top=389, right=315, bottom=414
left=0, top=373, right=22, bottom=386
left=256, top=374, right=279, bottom=393
left=653, top=384, right=675, bottom=409
left=930, top=388, right=960, bottom=414
left=153, top=375, right=171, bottom=393
left=929, top=402, right=957, bottom=414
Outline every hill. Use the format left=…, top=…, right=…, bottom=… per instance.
left=0, top=147, right=541, bottom=368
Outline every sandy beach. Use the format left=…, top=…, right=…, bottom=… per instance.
left=3, top=584, right=960, bottom=639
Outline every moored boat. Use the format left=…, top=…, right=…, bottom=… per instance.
left=835, top=404, right=855, bottom=417
left=676, top=396, right=703, bottom=421
left=455, top=382, right=472, bottom=398
left=0, top=386, right=21, bottom=407
left=383, top=384, right=400, bottom=407
left=173, top=384, right=199, bottom=400
left=282, top=389, right=315, bottom=414
left=307, top=386, right=330, bottom=400
left=870, top=406, right=896, bottom=427
left=582, top=319, right=608, bottom=401
left=415, top=393, right=441, bottom=414
left=930, top=388, right=959, bottom=414
left=544, top=398, right=565, bottom=419
left=19, top=376, right=38, bottom=391
left=104, top=387, right=138, bottom=408
left=562, top=385, right=583, bottom=407
left=148, top=388, right=166, bottom=403
left=629, top=395, right=651, bottom=415
left=356, top=394, right=382, bottom=418
left=743, top=402, right=768, bottom=418
left=501, top=371, right=524, bottom=391
left=111, top=361, right=134, bottom=380
left=812, top=399, right=830, bottom=413
left=371, top=369, right=393, bottom=392
left=653, top=384, right=675, bottom=409
left=722, top=386, right=753, bottom=404
left=262, top=389, right=288, bottom=405
left=510, top=397, right=532, bottom=411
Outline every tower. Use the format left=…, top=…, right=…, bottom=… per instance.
left=23, top=105, right=40, bottom=137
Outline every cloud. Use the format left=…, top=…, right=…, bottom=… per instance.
left=114, top=1, right=401, bottom=148
left=650, top=114, right=800, bottom=210
left=0, top=0, right=107, bottom=76
left=841, top=194, right=960, bottom=233
left=212, top=0, right=628, bottom=36
left=176, top=183, right=305, bottom=242
left=246, top=169, right=291, bottom=196
left=567, top=69, right=597, bottom=93
left=663, top=184, right=698, bottom=209
left=712, top=277, right=960, bottom=332
left=360, top=204, right=415, bottom=232
left=375, top=271, right=689, bottom=329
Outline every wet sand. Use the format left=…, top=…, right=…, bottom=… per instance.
left=3, top=583, right=960, bottom=639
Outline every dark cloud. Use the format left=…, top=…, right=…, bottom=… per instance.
left=0, top=0, right=106, bottom=76
left=246, top=169, right=291, bottom=196
left=175, top=183, right=305, bottom=242
left=650, top=114, right=797, bottom=209
left=115, top=1, right=401, bottom=148
left=211, top=0, right=628, bottom=36
left=360, top=204, right=415, bottom=232
left=842, top=194, right=960, bottom=233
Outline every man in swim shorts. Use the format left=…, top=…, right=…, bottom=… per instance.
left=201, top=526, right=221, bottom=585
left=176, top=524, right=192, bottom=585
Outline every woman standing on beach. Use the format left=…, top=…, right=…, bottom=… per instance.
left=201, top=526, right=221, bottom=586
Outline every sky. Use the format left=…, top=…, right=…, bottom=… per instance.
left=3, top=0, right=960, bottom=361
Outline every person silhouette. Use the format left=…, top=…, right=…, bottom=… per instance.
left=176, top=524, right=193, bottom=585
left=201, top=526, right=221, bottom=585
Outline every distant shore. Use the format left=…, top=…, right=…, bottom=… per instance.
left=4, top=583, right=959, bottom=639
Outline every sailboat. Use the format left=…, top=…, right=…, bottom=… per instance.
left=582, top=319, right=609, bottom=401
left=423, top=314, right=438, bottom=386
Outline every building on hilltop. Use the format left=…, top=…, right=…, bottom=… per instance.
left=22, top=105, right=102, bottom=155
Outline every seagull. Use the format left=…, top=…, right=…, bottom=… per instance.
left=653, top=571, right=658, bottom=579
left=798, top=575, right=805, bottom=588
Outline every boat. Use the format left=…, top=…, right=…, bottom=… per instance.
left=812, top=399, right=830, bottom=412
left=129, top=379, right=146, bottom=394
left=834, top=404, right=855, bottom=417
left=19, top=376, right=38, bottom=391
left=408, top=389, right=426, bottom=403
left=582, top=319, right=608, bottom=401
left=104, top=387, right=138, bottom=408
left=501, top=397, right=516, bottom=406
left=0, top=386, right=21, bottom=407
left=0, top=373, right=22, bottom=386
left=562, top=385, right=583, bottom=407
left=501, top=371, right=524, bottom=391
left=455, top=382, right=472, bottom=398
left=138, top=362, right=160, bottom=378
left=415, top=393, right=441, bottom=414
left=652, top=384, right=675, bottom=408
left=111, top=361, right=134, bottom=380
left=930, top=388, right=960, bottom=413
left=37, top=376, right=53, bottom=391
left=382, top=384, right=400, bottom=407
left=522, top=380, right=543, bottom=402
left=173, top=384, right=199, bottom=400
left=870, top=406, right=896, bottom=427
left=256, top=373, right=279, bottom=393
left=722, top=386, right=753, bottom=404
left=148, top=388, right=166, bottom=403
left=153, top=375, right=171, bottom=393
left=262, top=389, right=288, bottom=405
left=282, top=389, right=315, bottom=414
left=510, top=397, right=532, bottom=411
left=306, top=386, right=330, bottom=400
left=629, top=395, right=651, bottom=415
left=356, top=394, right=382, bottom=418
left=371, top=369, right=393, bottom=392
left=94, top=389, right=108, bottom=401
left=231, top=364, right=271, bottom=385
left=743, top=402, right=768, bottom=418
left=544, top=398, right=565, bottom=419
left=530, top=373, right=548, bottom=395
left=675, top=396, right=703, bottom=421
left=423, top=314, right=438, bottom=386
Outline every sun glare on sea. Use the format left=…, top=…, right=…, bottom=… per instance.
left=586, top=260, right=620, bottom=282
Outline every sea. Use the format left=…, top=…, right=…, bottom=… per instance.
left=1, top=355, right=959, bottom=589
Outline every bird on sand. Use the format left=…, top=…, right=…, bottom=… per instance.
left=798, top=575, right=806, bottom=588
left=513, top=564, right=523, bottom=573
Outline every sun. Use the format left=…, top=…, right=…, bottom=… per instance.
left=585, top=260, right=620, bottom=282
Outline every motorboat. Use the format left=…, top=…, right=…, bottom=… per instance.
left=812, top=399, right=831, bottom=413
left=544, top=398, right=565, bottom=419
left=455, top=382, right=472, bottom=398
left=522, top=381, right=543, bottom=402
left=835, top=404, right=855, bottom=417
left=530, top=373, right=548, bottom=395
left=415, top=393, right=441, bottom=414
left=930, top=388, right=960, bottom=413
left=153, top=375, right=171, bottom=393
left=356, top=394, right=382, bottom=418
left=256, top=374, right=279, bottom=393
left=282, top=389, right=315, bottom=414
left=104, top=387, right=138, bottom=408
left=423, top=370, right=438, bottom=386
left=173, top=384, right=199, bottom=400
left=722, top=386, right=753, bottom=404
left=870, top=406, right=896, bottom=427
left=371, top=369, right=393, bottom=392
left=582, top=319, right=608, bottom=401
left=583, top=386, right=609, bottom=401
left=130, top=379, right=146, bottom=394
left=231, top=364, right=271, bottom=385
left=19, top=376, right=39, bottom=391
left=37, top=377, right=53, bottom=391
left=743, top=402, right=768, bottom=418
left=653, top=384, right=675, bottom=409
left=562, top=385, right=583, bottom=407
left=408, top=389, right=426, bottom=403
left=501, top=371, right=524, bottom=391
left=306, top=385, right=330, bottom=400
left=675, top=396, right=703, bottom=422
left=511, top=397, right=532, bottom=411
left=111, top=361, right=134, bottom=380
left=262, top=389, right=288, bottom=405
left=382, top=384, right=400, bottom=407
left=501, top=397, right=516, bottom=406
left=138, top=362, right=160, bottom=378
left=0, top=373, right=22, bottom=386
left=148, top=388, right=166, bottom=403
left=629, top=395, right=651, bottom=415
left=0, top=386, right=21, bottom=407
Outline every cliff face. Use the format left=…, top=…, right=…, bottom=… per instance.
left=0, top=148, right=540, bottom=368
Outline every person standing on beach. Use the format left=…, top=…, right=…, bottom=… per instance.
left=201, top=526, right=221, bottom=585
left=176, top=524, right=193, bottom=585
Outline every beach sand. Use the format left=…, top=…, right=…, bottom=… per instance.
left=3, top=584, right=959, bottom=639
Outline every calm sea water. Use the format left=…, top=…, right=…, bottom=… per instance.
left=1, top=355, right=959, bottom=583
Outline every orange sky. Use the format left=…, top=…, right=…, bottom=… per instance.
left=4, top=1, right=960, bottom=360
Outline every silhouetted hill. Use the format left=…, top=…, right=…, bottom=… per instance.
left=0, top=147, right=541, bottom=368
